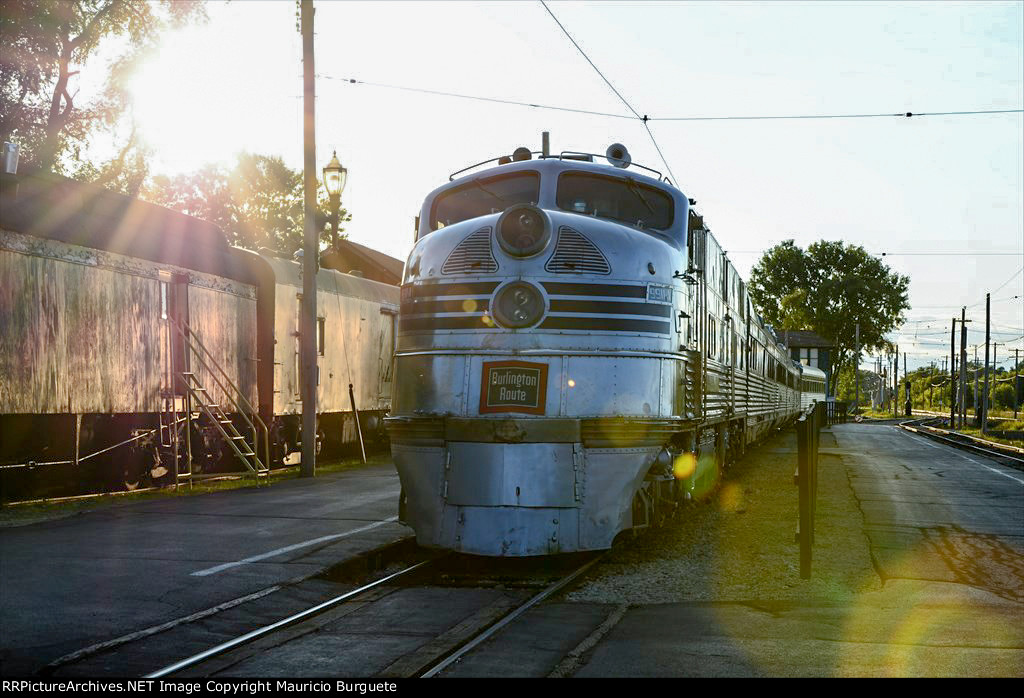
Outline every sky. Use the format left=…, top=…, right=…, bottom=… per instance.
left=121, top=0, right=1023, bottom=372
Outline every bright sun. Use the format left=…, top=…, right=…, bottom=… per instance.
left=125, top=7, right=301, bottom=176
left=127, top=45, right=247, bottom=174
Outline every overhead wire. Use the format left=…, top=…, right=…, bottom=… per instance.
left=538, top=1, right=641, bottom=121
left=650, top=109, right=1024, bottom=121
left=991, top=266, right=1024, bottom=296
left=318, top=73, right=1022, bottom=125
left=316, top=74, right=634, bottom=120
left=538, top=0, right=678, bottom=184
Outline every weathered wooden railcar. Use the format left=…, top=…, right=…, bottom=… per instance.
left=258, top=255, right=399, bottom=458
left=0, top=169, right=399, bottom=500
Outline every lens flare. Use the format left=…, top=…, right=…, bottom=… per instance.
left=462, top=298, right=477, bottom=312
left=673, top=453, right=696, bottom=479
left=568, top=379, right=576, bottom=387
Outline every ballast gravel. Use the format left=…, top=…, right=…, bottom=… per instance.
left=565, top=427, right=881, bottom=605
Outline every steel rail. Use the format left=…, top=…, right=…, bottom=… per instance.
left=144, top=557, right=436, bottom=679
left=905, top=415, right=1024, bottom=455
left=418, top=552, right=606, bottom=678
left=899, top=419, right=1024, bottom=467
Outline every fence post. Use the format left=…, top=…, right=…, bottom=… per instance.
left=796, top=402, right=823, bottom=579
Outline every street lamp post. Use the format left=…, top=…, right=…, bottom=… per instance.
left=322, top=151, right=347, bottom=251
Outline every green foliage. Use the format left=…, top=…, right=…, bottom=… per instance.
left=748, top=240, right=910, bottom=395
left=0, top=0, right=203, bottom=174
left=994, top=383, right=1016, bottom=410
left=143, top=153, right=348, bottom=255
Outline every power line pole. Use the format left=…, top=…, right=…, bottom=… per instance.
left=854, top=323, right=859, bottom=413
left=950, top=317, right=957, bottom=427
left=903, top=351, right=909, bottom=416
left=993, top=342, right=1001, bottom=413
left=893, top=344, right=898, bottom=418
left=959, top=307, right=968, bottom=428
left=1015, top=348, right=1020, bottom=420
left=300, top=0, right=318, bottom=478
left=982, top=293, right=990, bottom=435
left=974, top=344, right=979, bottom=424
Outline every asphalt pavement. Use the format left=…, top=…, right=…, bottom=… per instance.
left=0, top=459, right=407, bottom=676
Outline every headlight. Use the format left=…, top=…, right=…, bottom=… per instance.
left=496, top=204, right=551, bottom=257
left=492, top=281, right=545, bottom=328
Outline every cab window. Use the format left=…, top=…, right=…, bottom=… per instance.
left=430, top=171, right=540, bottom=231
left=556, top=171, right=673, bottom=230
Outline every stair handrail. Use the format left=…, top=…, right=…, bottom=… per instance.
left=180, top=381, right=264, bottom=475
left=169, top=318, right=270, bottom=472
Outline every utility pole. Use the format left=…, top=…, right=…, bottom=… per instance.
left=1015, top=348, right=1020, bottom=419
left=893, top=343, right=899, bottom=418
left=299, top=0, right=318, bottom=478
left=993, top=342, right=1001, bottom=414
left=950, top=317, right=957, bottom=427
left=982, top=293, right=990, bottom=435
left=903, top=351, right=909, bottom=416
left=974, top=344, right=979, bottom=423
left=854, top=323, right=860, bottom=413
left=959, top=308, right=968, bottom=428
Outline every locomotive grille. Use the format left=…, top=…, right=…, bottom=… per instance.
left=540, top=281, right=672, bottom=335
left=545, top=226, right=611, bottom=275
left=399, top=280, right=498, bottom=332
left=398, top=280, right=672, bottom=335
left=441, top=227, right=498, bottom=275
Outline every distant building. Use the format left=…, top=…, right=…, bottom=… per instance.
left=321, top=239, right=404, bottom=286
left=781, top=329, right=834, bottom=397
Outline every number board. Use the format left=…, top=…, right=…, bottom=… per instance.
left=479, top=361, right=549, bottom=414
left=646, top=284, right=672, bottom=303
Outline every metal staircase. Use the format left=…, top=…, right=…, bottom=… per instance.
left=164, top=318, right=270, bottom=486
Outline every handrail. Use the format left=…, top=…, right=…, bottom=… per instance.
left=180, top=382, right=264, bottom=475
left=169, top=318, right=270, bottom=473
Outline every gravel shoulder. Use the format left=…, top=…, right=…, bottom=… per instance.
left=566, top=426, right=881, bottom=604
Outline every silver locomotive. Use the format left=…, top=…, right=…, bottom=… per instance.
left=387, top=140, right=825, bottom=556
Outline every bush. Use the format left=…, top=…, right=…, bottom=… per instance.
left=994, top=384, right=1016, bottom=410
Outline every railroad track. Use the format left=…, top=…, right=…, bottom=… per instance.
left=146, top=550, right=604, bottom=679
left=899, top=417, right=1024, bottom=470
left=45, top=538, right=605, bottom=679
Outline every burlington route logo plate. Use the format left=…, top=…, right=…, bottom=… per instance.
left=479, top=361, right=548, bottom=414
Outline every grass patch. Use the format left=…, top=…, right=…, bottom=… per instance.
left=857, top=408, right=904, bottom=420
left=955, top=425, right=1024, bottom=448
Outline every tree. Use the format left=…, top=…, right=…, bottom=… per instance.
left=0, top=0, right=203, bottom=173
left=749, top=240, right=910, bottom=396
left=994, top=383, right=1015, bottom=411
left=144, top=153, right=348, bottom=255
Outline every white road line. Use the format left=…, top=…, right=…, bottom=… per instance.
left=191, top=516, right=401, bottom=577
left=956, top=454, right=1024, bottom=486
left=898, top=428, right=1024, bottom=486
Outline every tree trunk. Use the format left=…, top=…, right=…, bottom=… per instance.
left=39, top=41, right=74, bottom=171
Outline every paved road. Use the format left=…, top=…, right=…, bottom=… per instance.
left=849, top=424, right=1023, bottom=599
left=0, top=461, right=406, bottom=676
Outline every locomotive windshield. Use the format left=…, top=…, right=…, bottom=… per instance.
left=430, top=171, right=540, bottom=231
left=556, top=171, right=674, bottom=231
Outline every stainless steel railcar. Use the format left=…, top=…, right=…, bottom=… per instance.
left=0, top=169, right=398, bottom=499
left=388, top=142, right=820, bottom=556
